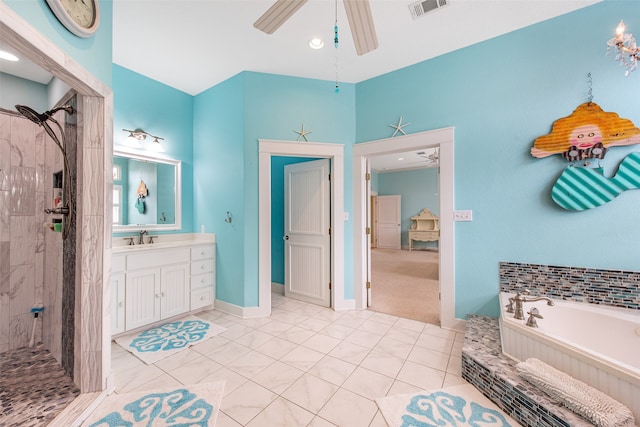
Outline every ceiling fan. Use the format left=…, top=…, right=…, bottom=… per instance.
left=253, top=0, right=378, bottom=56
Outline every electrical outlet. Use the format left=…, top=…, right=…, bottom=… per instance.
left=454, top=210, right=473, bottom=222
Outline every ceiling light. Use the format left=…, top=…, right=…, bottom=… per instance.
left=0, top=50, right=19, bottom=61
left=607, top=20, right=638, bottom=76
left=398, top=157, right=404, bottom=160
left=309, top=38, right=324, bottom=49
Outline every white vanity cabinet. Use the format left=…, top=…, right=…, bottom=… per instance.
left=111, top=240, right=216, bottom=336
left=111, top=255, right=126, bottom=335
left=190, top=245, right=216, bottom=310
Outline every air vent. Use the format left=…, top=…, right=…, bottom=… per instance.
left=409, top=0, right=449, bottom=19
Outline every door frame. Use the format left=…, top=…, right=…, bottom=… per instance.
left=353, top=127, right=464, bottom=331
left=258, top=140, right=345, bottom=317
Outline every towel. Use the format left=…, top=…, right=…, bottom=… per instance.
left=516, top=358, right=635, bottom=427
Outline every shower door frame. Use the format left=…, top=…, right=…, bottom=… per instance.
left=1, top=4, right=113, bottom=392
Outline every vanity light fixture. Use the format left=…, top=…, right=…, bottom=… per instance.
left=122, top=128, right=165, bottom=151
left=607, top=20, right=639, bottom=76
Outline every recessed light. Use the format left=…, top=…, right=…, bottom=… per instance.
left=0, top=50, right=19, bottom=61
left=398, top=157, right=404, bottom=161
left=309, top=38, right=324, bottom=50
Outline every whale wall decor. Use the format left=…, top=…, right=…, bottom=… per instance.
left=531, top=102, right=640, bottom=211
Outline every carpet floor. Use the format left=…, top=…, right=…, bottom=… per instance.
left=369, top=248, right=440, bottom=325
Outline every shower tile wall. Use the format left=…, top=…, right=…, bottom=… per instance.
left=0, top=112, right=62, bottom=356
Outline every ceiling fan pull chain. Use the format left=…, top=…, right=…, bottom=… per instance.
left=334, top=0, right=340, bottom=93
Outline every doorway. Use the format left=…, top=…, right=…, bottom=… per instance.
left=257, top=140, right=346, bottom=318
left=353, top=127, right=463, bottom=331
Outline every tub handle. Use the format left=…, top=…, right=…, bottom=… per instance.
left=526, top=307, right=543, bottom=328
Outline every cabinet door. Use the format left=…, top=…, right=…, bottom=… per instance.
left=126, top=268, right=161, bottom=330
left=111, top=272, right=126, bottom=335
left=161, top=263, right=190, bottom=319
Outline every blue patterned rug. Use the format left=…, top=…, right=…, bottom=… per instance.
left=375, top=384, right=518, bottom=427
left=81, top=381, right=225, bottom=426
left=115, top=315, right=226, bottom=365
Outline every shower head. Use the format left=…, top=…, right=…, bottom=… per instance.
left=14, top=104, right=76, bottom=125
left=15, top=105, right=48, bottom=125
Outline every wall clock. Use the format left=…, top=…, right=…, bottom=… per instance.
left=46, top=0, right=100, bottom=38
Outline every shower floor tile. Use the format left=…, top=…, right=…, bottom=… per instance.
left=0, top=344, right=79, bottom=427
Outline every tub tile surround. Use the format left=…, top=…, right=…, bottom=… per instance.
left=500, top=261, right=640, bottom=310
left=462, top=315, right=594, bottom=427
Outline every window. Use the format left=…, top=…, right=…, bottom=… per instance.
left=113, top=185, right=123, bottom=225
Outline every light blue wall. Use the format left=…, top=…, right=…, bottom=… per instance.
left=193, top=72, right=356, bottom=307
left=243, top=73, right=356, bottom=304
left=356, top=0, right=640, bottom=317
left=112, top=64, right=194, bottom=236
left=0, top=73, right=48, bottom=112
left=378, top=168, right=439, bottom=249
left=193, top=74, right=245, bottom=306
left=4, top=0, right=113, bottom=86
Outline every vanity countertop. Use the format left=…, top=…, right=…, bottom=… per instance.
left=112, top=233, right=215, bottom=253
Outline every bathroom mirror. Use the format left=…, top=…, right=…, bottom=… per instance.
left=113, top=149, right=182, bottom=233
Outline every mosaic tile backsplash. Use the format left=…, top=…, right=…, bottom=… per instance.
left=499, top=262, right=640, bottom=310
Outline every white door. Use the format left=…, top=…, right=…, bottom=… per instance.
left=376, top=195, right=401, bottom=249
left=284, top=159, right=331, bottom=307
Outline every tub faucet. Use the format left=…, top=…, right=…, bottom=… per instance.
left=510, top=289, right=555, bottom=320
left=138, top=230, right=147, bottom=245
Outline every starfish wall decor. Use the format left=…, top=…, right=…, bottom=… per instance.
left=294, top=124, right=312, bottom=142
left=389, top=116, right=410, bottom=137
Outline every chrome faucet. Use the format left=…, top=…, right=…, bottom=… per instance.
left=507, top=289, right=555, bottom=320
left=138, top=230, right=147, bottom=245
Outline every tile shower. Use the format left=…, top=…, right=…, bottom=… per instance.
left=0, top=107, right=80, bottom=423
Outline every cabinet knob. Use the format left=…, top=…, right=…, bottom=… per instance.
left=201, top=265, right=205, bottom=270
left=201, top=251, right=206, bottom=255
left=201, top=278, right=206, bottom=283
left=155, top=293, right=161, bottom=298
left=118, top=301, right=123, bottom=307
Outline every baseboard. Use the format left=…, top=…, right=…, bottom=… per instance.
left=214, top=299, right=270, bottom=319
left=333, top=298, right=355, bottom=311
left=271, top=282, right=284, bottom=295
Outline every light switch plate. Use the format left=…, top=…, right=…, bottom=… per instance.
left=454, top=210, right=473, bottom=221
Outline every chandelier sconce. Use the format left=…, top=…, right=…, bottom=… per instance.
left=122, top=128, right=165, bottom=152
left=607, top=20, right=638, bottom=76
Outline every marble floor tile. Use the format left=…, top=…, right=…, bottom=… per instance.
left=301, top=333, right=341, bottom=354
left=251, top=360, right=305, bottom=394
left=97, top=292, right=464, bottom=427
left=227, top=350, right=276, bottom=378
left=359, top=350, right=405, bottom=379
left=307, top=355, right=357, bottom=387
left=318, top=388, right=378, bottom=427
left=245, top=396, right=315, bottom=427
left=396, top=360, right=445, bottom=390
left=221, top=381, right=277, bottom=425
left=281, top=373, right=339, bottom=413
left=280, top=345, right=325, bottom=371
left=341, top=366, right=394, bottom=400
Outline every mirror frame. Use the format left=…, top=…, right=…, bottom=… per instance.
left=113, top=148, right=182, bottom=233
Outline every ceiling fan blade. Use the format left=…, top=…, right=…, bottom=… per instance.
left=343, top=0, right=378, bottom=56
left=254, top=0, right=308, bottom=34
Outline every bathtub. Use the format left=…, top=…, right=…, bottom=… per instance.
left=498, top=292, right=640, bottom=422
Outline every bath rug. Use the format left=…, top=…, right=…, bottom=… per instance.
left=81, top=381, right=225, bottom=427
left=375, top=383, right=518, bottom=427
left=517, top=358, right=635, bottom=427
left=115, top=315, right=226, bottom=365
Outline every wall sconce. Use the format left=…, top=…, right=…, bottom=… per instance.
left=607, top=20, right=638, bottom=76
left=122, top=128, right=165, bottom=152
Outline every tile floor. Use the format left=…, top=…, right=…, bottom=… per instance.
left=110, top=293, right=466, bottom=427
